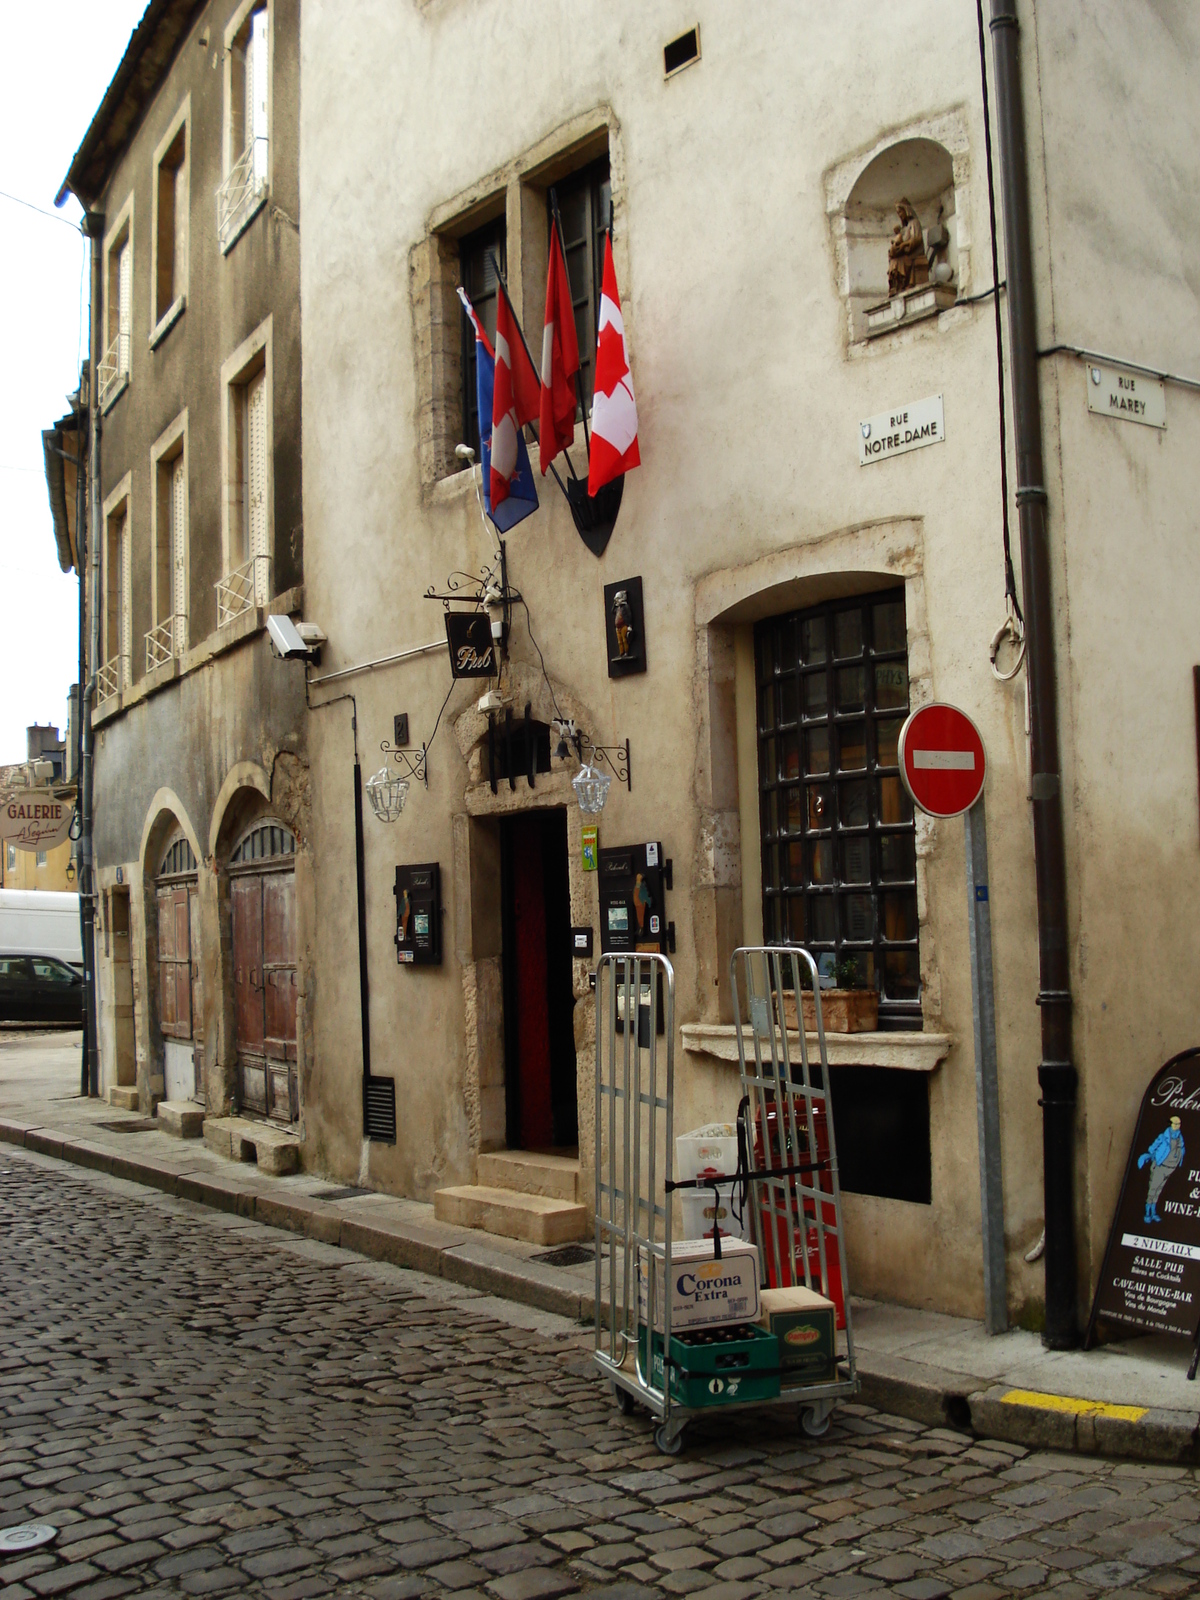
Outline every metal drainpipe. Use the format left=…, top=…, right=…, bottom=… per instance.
left=989, top=1, right=1078, bottom=1348
left=74, top=319, right=91, bottom=1099
left=82, top=211, right=105, bottom=1100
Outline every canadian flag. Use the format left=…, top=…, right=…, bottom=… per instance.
left=587, top=235, right=640, bottom=495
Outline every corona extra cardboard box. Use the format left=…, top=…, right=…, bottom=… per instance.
left=638, top=1238, right=760, bottom=1332
left=756, top=1285, right=836, bottom=1385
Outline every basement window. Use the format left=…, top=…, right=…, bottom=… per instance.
left=664, top=27, right=700, bottom=78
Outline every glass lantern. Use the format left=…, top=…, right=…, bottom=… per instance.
left=571, top=761, right=611, bottom=815
left=365, top=767, right=410, bottom=822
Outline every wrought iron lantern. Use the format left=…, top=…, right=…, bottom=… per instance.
left=365, top=767, right=410, bottom=822
left=571, top=761, right=612, bottom=816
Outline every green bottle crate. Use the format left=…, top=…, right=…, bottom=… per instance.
left=639, top=1322, right=781, bottom=1408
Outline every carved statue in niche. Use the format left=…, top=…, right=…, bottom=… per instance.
left=887, top=197, right=929, bottom=297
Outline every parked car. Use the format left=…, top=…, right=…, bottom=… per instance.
left=0, top=954, right=84, bottom=1024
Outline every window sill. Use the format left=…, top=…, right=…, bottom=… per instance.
left=100, top=371, right=129, bottom=416
left=220, top=188, right=269, bottom=257
left=149, top=295, right=186, bottom=349
left=681, top=1022, right=952, bottom=1072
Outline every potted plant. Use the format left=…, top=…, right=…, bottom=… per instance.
left=783, top=956, right=879, bottom=1034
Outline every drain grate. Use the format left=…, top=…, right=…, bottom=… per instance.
left=314, top=1186, right=374, bottom=1202
left=95, top=1119, right=158, bottom=1133
left=533, top=1243, right=595, bottom=1268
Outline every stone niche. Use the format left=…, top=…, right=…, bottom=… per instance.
left=827, top=120, right=970, bottom=347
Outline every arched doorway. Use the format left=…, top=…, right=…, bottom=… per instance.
left=229, top=819, right=298, bottom=1124
left=156, top=829, right=202, bottom=1103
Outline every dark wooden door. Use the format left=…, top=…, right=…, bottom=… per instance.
left=157, top=885, right=191, bottom=1040
left=501, top=810, right=577, bottom=1150
left=232, top=868, right=297, bottom=1123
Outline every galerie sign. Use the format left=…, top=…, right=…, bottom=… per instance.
left=1087, top=1047, right=1200, bottom=1349
left=0, top=792, right=74, bottom=851
left=859, top=394, right=945, bottom=465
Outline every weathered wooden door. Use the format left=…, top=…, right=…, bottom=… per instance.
left=230, top=821, right=298, bottom=1124
left=156, top=831, right=202, bottom=1103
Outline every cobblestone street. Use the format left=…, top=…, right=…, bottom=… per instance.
left=2, top=1148, right=1199, bottom=1600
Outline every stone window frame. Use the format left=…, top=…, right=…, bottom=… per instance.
left=219, top=0, right=271, bottom=255
left=100, top=192, right=135, bottom=413
left=149, top=94, right=190, bottom=348
left=219, top=315, right=274, bottom=608
left=413, top=109, right=618, bottom=488
left=824, top=108, right=973, bottom=353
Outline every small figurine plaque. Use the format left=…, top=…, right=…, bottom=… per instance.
left=581, top=824, right=598, bottom=871
left=603, top=576, right=646, bottom=678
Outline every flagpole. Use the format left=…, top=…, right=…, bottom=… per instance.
left=549, top=189, right=591, bottom=463
left=487, top=248, right=578, bottom=496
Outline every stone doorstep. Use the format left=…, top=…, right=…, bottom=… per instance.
left=203, top=1114, right=300, bottom=1175
left=433, top=1183, right=589, bottom=1246
left=156, top=1100, right=205, bottom=1139
left=476, top=1149, right=581, bottom=1203
left=106, top=1085, right=139, bottom=1112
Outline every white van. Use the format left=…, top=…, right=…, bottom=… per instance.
left=0, top=889, right=83, bottom=968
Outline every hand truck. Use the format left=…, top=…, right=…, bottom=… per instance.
left=593, top=945, right=858, bottom=1454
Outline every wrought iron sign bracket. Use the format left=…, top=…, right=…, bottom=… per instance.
left=587, top=737, right=632, bottom=794
left=380, top=740, right=429, bottom=788
left=424, top=540, right=519, bottom=661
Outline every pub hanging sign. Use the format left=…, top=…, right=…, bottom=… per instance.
left=1086, top=1046, right=1200, bottom=1366
left=445, top=612, right=495, bottom=679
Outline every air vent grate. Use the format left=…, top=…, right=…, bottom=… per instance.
left=664, top=26, right=700, bottom=78
left=364, top=1077, right=397, bottom=1143
left=533, top=1243, right=595, bottom=1267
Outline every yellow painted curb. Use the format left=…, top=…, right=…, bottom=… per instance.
left=1001, top=1388, right=1147, bottom=1422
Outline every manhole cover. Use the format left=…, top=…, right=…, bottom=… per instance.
left=0, top=1524, right=57, bottom=1553
left=95, top=1119, right=157, bottom=1133
left=533, top=1243, right=595, bottom=1267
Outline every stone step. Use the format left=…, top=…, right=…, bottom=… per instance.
left=477, top=1149, right=580, bottom=1203
left=156, top=1100, right=204, bottom=1138
left=433, top=1184, right=588, bottom=1246
left=204, top=1115, right=300, bottom=1176
left=107, top=1085, right=139, bottom=1112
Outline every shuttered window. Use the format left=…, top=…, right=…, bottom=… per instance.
left=245, top=6, right=269, bottom=183
left=117, top=241, right=132, bottom=374
left=170, top=455, right=187, bottom=638
left=121, top=513, right=131, bottom=685
left=246, top=370, right=267, bottom=592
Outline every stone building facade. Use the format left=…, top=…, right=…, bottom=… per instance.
left=295, top=0, right=1200, bottom=1327
left=59, top=0, right=309, bottom=1126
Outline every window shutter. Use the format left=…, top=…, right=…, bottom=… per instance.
left=250, top=8, right=269, bottom=183
left=171, top=456, right=187, bottom=635
left=118, top=241, right=132, bottom=371
left=247, top=370, right=268, bottom=595
left=121, top=512, right=132, bottom=685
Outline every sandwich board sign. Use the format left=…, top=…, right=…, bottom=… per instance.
left=1086, top=1046, right=1200, bottom=1371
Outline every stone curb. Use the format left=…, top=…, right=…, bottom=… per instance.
left=3, top=1112, right=1199, bottom=1466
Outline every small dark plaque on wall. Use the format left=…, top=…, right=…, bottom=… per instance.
left=1086, top=1046, right=1200, bottom=1365
left=603, top=576, right=646, bottom=678
left=445, top=612, right=496, bottom=679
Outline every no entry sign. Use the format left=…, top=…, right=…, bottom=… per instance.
left=897, top=703, right=986, bottom=818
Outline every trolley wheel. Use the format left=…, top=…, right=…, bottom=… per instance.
left=612, top=1382, right=637, bottom=1416
left=800, top=1401, right=833, bottom=1438
left=655, top=1421, right=687, bottom=1456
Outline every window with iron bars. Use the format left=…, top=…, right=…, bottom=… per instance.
left=755, top=586, right=920, bottom=1029
left=550, top=157, right=610, bottom=417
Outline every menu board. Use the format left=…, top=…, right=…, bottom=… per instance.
left=1087, top=1047, right=1200, bottom=1348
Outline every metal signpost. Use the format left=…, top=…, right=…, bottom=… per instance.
left=898, top=703, right=1007, bottom=1334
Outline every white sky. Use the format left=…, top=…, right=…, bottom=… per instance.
left=0, top=2, right=147, bottom=766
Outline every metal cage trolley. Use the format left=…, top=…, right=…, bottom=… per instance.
left=593, top=945, right=858, bottom=1454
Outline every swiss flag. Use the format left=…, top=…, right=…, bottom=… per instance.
left=587, top=235, right=640, bottom=495
left=490, top=280, right=540, bottom=512
left=538, top=226, right=580, bottom=475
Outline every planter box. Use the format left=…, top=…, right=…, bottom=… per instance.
left=783, top=989, right=879, bottom=1034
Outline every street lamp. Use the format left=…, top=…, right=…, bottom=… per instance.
left=365, top=767, right=410, bottom=821
left=571, top=761, right=612, bottom=815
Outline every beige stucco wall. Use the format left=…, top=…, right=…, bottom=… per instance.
left=297, top=0, right=1200, bottom=1326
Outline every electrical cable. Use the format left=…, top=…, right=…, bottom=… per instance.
left=0, top=188, right=82, bottom=229
left=516, top=594, right=566, bottom=725
left=977, top=0, right=1026, bottom=685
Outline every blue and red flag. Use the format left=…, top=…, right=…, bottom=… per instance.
left=458, top=286, right=538, bottom=534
